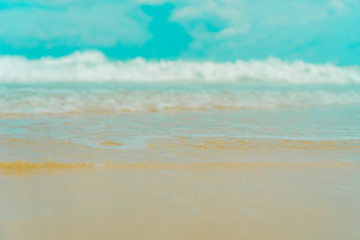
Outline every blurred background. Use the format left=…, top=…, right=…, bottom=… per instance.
left=0, top=0, right=359, bottom=64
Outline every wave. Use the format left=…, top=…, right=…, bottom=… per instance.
left=1, top=88, right=359, bottom=114
left=1, top=51, right=360, bottom=84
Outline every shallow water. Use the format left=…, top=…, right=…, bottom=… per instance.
left=0, top=105, right=359, bottom=154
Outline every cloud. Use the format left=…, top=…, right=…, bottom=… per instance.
left=0, top=2, right=151, bottom=48
left=0, top=0, right=121, bottom=8
left=0, top=0, right=359, bottom=63
left=216, top=25, right=250, bottom=39
left=158, top=0, right=359, bottom=62
left=328, top=0, right=360, bottom=14
left=329, top=0, right=345, bottom=10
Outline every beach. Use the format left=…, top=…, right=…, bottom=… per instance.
left=1, top=53, right=360, bottom=239
left=1, top=109, right=360, bottom=239
left=1, top=147, right=360, bottom=240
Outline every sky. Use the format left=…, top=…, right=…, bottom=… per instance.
left=0, top=0, right=359, bottom=64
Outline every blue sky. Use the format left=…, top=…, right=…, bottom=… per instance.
left=0, top=0, right=359, bottom=64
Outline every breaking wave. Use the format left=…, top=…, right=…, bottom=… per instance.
left=1, top=51, right=359, bottom=114
left=1, top=50, right=360, bottom=84
left=1, top=87, right=359, bottom=114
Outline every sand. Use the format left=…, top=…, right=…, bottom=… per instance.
left=0, top=137, right=360, bottom=240
left=1, top=167, right=360, bottom=240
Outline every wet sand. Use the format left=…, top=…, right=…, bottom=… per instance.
left=1, top=137, right=360, bottom=239
left=1, top=166, right=360, bottom=240
left=1, top=137, right=359, bottom=164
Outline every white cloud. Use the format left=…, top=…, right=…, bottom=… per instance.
left=0, top=0, right=120, bottom=7
left=0, top=0, right=359, bottom=62
left=329, top=0, right=345, bottom=10
left=328, top=0, right=360, bottom=13
left=167, top=0, right=249, bottom=56
left=216, top=25, right=250, bottom=39
left=0, top=2, right=151, bottom=48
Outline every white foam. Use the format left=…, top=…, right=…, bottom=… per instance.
left=0, top=50, right=360, bottom=84
left=1, top=88, right=359, bottom=114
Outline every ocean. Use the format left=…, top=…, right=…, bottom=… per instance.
left=0, top=51, right=359, bottom=159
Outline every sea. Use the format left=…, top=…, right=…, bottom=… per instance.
left=0, top=51, right=359, bottom=158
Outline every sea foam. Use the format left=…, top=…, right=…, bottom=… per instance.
left=1, top=50, right=360, bottom=84
left=0, top=87, right=359, bottom=114
left=1, top=51, right=360, bottom=114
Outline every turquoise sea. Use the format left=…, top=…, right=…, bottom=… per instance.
left=0, top=51, right=360, bottom=154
